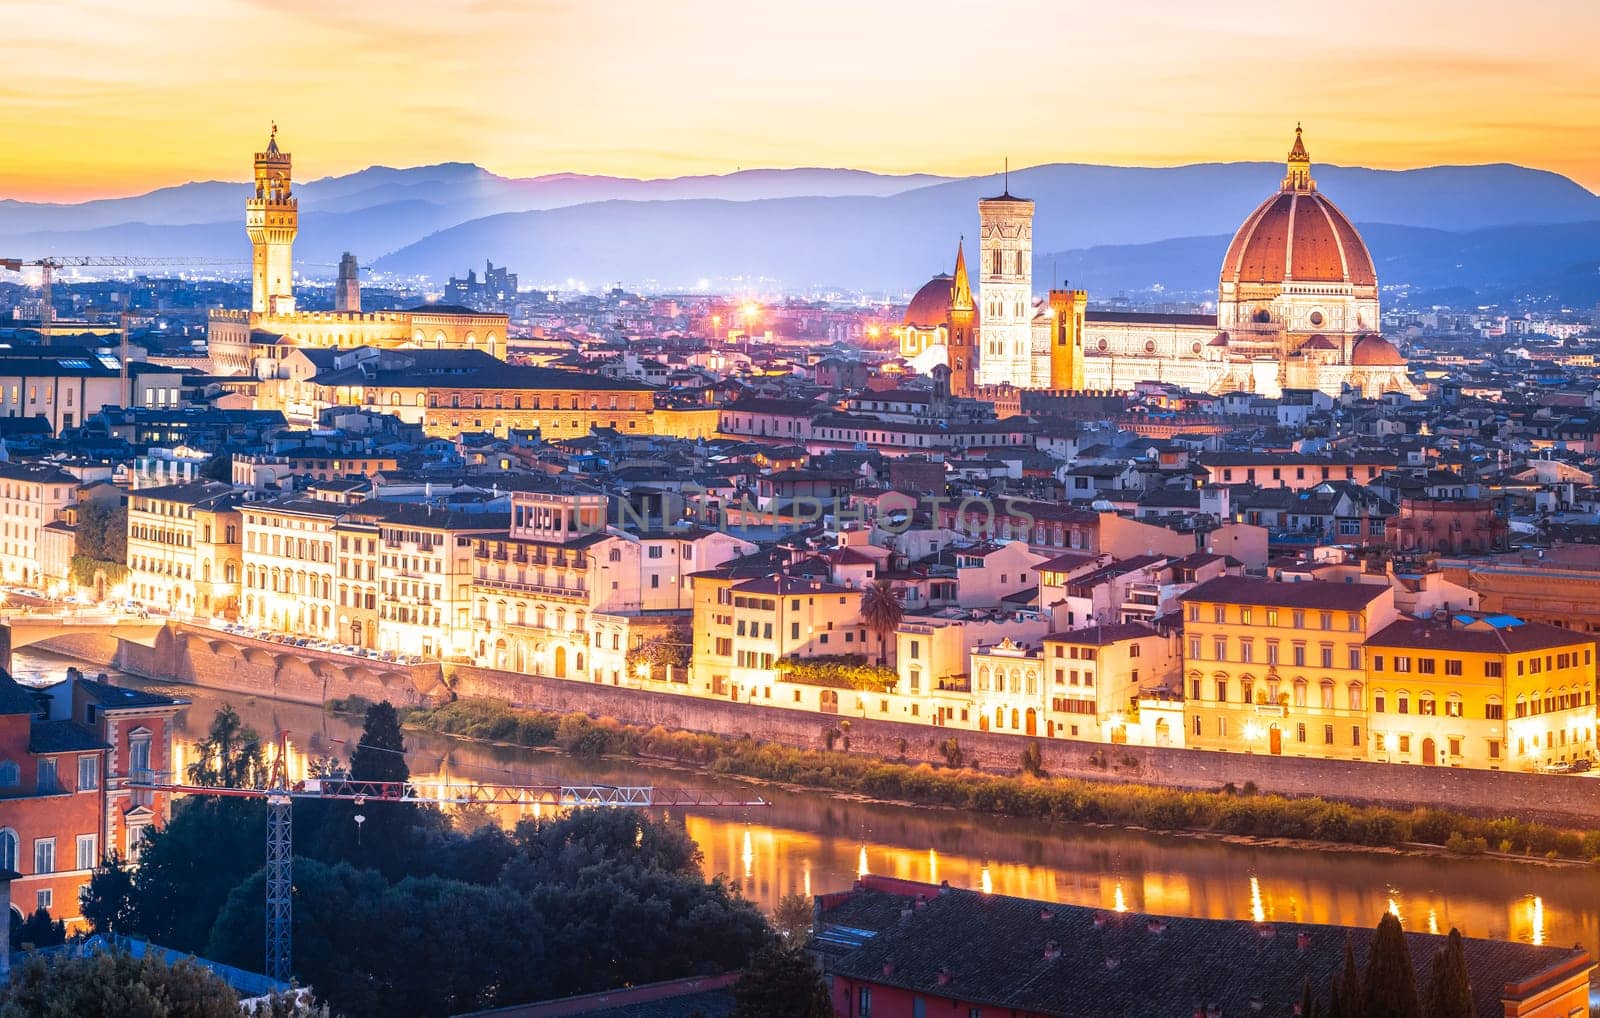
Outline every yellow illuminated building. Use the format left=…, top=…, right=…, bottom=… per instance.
left=1365, top=617, right=1596, bottom=770
left=1179, top=576, right=1397, bottom=759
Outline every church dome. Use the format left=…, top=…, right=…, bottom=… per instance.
left=1350, top=334, right=1406, bottom=366
left=903, top=273, right=954, bottom=329
left=1219, top=127, right=1376, bottom=288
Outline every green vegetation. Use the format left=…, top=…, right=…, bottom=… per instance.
left=68, top=499, right=129, bottom=589
left=731, top=945, right=834, bottom=1018
left=84, top=703, right=773, bottom=1018
left=624, top=623, right=692, bottom=680
left=775, top=653, right=898, bottom=691
left=402, top=697, right=1600, bottom=862
left=0, top=949, right=241, bottom=1018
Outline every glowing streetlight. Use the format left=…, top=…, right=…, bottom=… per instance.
left=1242, top=720, right=1264, bottom=752
left=635, top=662, right=651, bottom=681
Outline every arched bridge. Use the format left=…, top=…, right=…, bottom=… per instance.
left=0, top=613, right=168, bottom=671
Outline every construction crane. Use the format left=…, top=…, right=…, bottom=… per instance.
left=0, top=256, right=244, bottom=329
left=129, top=732, right=770, bottom=983
left=1, top=254, right=356, bottom=330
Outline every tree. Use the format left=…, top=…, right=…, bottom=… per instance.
left=132, top=797, right=268, bottom=952
left=771, top=892, right=814, bottom=944
left=1299, top=978, right=1319, bottom=1018
left=860, top=578, right=904, bottom=667
left=625, top=624, right=693, bottom=682
left=350, top=701, right=409, bottom=784
left=0, top=948, right=239, bottom=1018
left=80, top=852, right=140, bottom=934
left=10, top=907, right=65, bottom=949
left=1336, top=935, right=1363, bottom=1018
left=186, top=705, right=267, bottom=789
left=1424, top=928, right=1477, bottom=1018
left=731, top=946, right=834, bottom=1018
left=75, top=498, right=128, bottom=564
left=199, top=453, right=232, bottom=483
left=1364, top=913, right=1422, bottom=1018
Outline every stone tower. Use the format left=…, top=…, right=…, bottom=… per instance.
left=947, top=240, right=976, bottom=398
left=1047, top=286, right=1087, bottom=392
left=247, top=123, right=297, bottom=315
left=335, top=252, right=361, bottom=313
left=976, top=173, right=1033, bottom=387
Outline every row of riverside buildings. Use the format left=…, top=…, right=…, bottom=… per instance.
left=117, top=470, right=1597, bottom=773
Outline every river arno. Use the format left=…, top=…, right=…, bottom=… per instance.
left=19, top=649, right=1600, bottom=970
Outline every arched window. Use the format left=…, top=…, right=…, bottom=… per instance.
left=1292, top=678, right=1308, bottom=708
left=1319, top=679, right=1335, bottom=709
left=0, top=761, right=17, bottom=788
left=1347, top=681, right=1364, bottom=711
left=0, top=829, right=16, bottom=871
left=977, top=666, right=989, bottom=692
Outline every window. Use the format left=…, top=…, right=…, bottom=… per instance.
left=1374, top=692, right=1386, bottom=713
left=1418, top=658, right=1436, bottom=675
left=1241, top=608, right=1253, bottom=625
left=1399, top=735, right=1411, bottom=753
left=1445, top=697, right=1463, bottom=718
left=859, top=986, right=873, bottom=1017
left=1484, top=661, right=1503, bottom=678
left=1397, top=694, right=1410, bottom=715
left=1240, top=640, right=1253, bottom=664
left=1292, top=610, right=1305, bottom=629
left=1394, top=656, right=1412, bottom=673
left=0, top=830, right=15, bottom=871
left=1214, top=606, right=1226, bottom=624
left=1266, top=609, right=1279, bottom=627
left=1292, top=645, right=1306, bottom=668
left=35, top=838, right=55, bottom=874
left=37, top=758, right=58, bottom=793
left=1213, top=638, right=1227, bottom=661
left=1189, top=638, right=1202, bottom=660
left=1485, top=700, right=1504, bottom=721
left=1215, top=679, right=1228, bottom=702
left=1418, top=695, right=1436, bottom=716
left=35, top=889, right=51, bottom=911
left=1352, top=725, right=1362, bottom=747
left=1324, top=724, right=1334, bottom=745
left=1320, top=612, right=1332, bottom=630
left=1348, top=649, right=1362, bottom=671
left=78, top=755, right=98, bottom=791
left=1320, top=680, right=1335, bottom=709
left=0, top=760, right=16, bottom=788
left=76, top=834, right=97, bottom=871
left=1445, top=659, right=1463, bottom=677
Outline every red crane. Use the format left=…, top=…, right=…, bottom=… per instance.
left=130, top=732, right=769, bottom=983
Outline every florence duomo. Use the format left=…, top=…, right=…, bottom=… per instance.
left=900, top=126, right=1419, bottom=401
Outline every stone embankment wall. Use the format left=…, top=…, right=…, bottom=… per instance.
left=449, top=664, right=1600, bottom=825
left=117, top=622, right=447, bottom=708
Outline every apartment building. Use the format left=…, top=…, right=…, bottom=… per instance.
left=1041, top=623, right=1179, bottom=744
left=0, top=463, right=76, bottom=587
left=1, top=672, right=183, bottom=926
left=333, top=513, right=381, bottom=650
left=365, top=504, right=505, bottom=660
left=125, top=481, right=243, bottom=619
left=1365, top=616, right=1596, bottom=770
left=1179, top=577, right=1398, bottom=759
left=239, top=498, right=345, bottom=638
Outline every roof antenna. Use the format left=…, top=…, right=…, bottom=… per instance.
left=1004, top=157, right=1010, bottom=196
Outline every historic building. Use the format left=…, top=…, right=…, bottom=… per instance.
left=207, top=127, right=510, bottom=376
left=902, top=128, right=1418, bottom=400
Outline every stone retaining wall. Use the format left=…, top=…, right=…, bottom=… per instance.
left=448, top=664, right=1600, bottom=825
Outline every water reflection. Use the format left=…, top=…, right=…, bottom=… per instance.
left=25, top=652, right=1600, bottom=967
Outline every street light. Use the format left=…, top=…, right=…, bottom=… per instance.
left=1242, top=720, right=1264, bottom=754
left=1382, top=732, right=1399, bottom=763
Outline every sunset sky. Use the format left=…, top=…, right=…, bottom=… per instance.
left=3, top=0, right=1598, bottom=202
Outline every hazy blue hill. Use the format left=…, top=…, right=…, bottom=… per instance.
left=1038, top=220, right=1600, bottom=304
left=5, top=160, right=1595, bottom=296
left=0, top=201, right=460, bottom=270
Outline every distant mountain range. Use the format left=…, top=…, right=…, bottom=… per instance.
left=3, top=160, right=1597, bottom=303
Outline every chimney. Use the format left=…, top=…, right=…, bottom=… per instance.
left=1039, top=908, right=1054, bottom=923
left=936, top=968, right=952, bottom=986
left=1147, top=919, right=1168, bottom=934
left=1043, top=940, right=1061, bottom=961
left=1297, top=931, right=1310, bottom=952
left=1249, top=996, right=1264, bottom=1012
left=1092, top=913, right=1107, bottom=930
left=881, top=962, right=894, bottom=977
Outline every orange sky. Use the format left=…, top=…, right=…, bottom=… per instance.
left=2, top=0, right=1597, bottom=202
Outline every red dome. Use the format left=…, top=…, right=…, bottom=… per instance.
left=1220, top=190, right=1376, bottom=287
left=903, top=274, right=953, bottom=329
left=1350, top=334, right=1405, bottom=366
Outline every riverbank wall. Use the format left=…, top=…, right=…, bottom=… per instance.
left=115, top=622, right=448, bottom=708
left=448, top=663, right=1600, bottom=826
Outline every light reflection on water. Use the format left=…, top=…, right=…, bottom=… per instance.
left=22, top=651, right=1599, bottom=967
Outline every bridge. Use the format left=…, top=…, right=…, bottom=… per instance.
left=0, top=612, right=168, bottom=672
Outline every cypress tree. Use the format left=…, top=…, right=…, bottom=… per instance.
left=1299, top=977, right=1319, bottom=1018
left=1364, top=913, right=1423, bottom=1018
left=1339, top=935, right=1364, bottom=1016
left=1424, top=928, right=1477, bottom=1018
left=1326, top=979, right=1344, bottom=1018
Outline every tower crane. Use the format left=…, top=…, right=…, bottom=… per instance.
left=0, top=256, right=244, bottom=329
left=129, top=731, right=769, bottom=983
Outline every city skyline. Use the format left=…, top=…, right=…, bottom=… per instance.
left=3, top=0, right=1599, bottom=201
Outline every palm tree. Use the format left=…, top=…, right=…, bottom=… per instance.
left=860, top=577, right=904, bottom=667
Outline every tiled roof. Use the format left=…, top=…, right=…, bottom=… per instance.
left=29, top=719, right=107, bottom=753
left=0, top=671, right=41, bottom=716
left=1367, top=617, right=1592, bottom=655
left=1178, top=575, right=1390, bottom=611
left=819, top=878, right=1588, bottom=1018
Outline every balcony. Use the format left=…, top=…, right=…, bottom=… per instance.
left=476, top=575, right=588, bottom=600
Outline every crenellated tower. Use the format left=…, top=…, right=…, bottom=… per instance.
left=1047, top=285, right=1087, bottom=392
left=247, top=123, right=298, bottom=315
left=947, top=240, right=976, bottom=398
